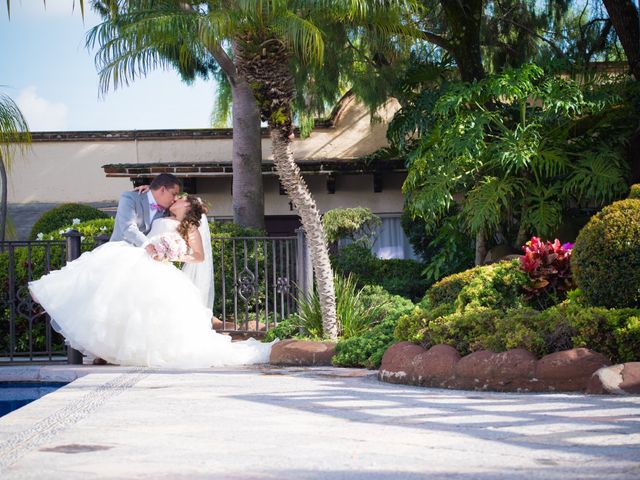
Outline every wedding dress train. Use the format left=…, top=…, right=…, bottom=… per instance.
left=29, top=218, right=274, bottom=368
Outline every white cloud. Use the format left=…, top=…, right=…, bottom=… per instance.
left=16, top=86, right=68, bottom=131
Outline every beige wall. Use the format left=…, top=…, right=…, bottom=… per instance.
left=8, top=97, right=403, bottom=215
left=198, top=173, right=405, bottom=218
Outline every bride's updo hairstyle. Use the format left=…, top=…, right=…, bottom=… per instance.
left=177, top=195, right=209, bottom=242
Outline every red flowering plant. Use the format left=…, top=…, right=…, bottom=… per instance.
left=519, top=237, right=575, bottom=309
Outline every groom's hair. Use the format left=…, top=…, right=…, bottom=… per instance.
left=149, top=173, right=181, bottom=191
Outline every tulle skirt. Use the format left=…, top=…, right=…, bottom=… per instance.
left=29, top=241, right=273, bottom=368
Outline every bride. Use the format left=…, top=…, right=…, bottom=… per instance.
left=29, top=195, right=274, bottom=368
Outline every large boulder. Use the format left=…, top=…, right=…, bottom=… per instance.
left=587, top=362, right=640, bottom=395
left=485, top=349, right=537, bottom=391
left=535, top=348, right=611, bottom=392
left=269, top=339, right=336, bottom=366
left=378, top=342, right=425, bottom=384
left=409, top=344, right=460, bottom=387
left=453, top=350, right=497, bottom=390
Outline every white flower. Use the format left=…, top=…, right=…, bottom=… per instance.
left=80, top=236, right=85, bottom=242
left=36, top=232, right=44, bottom=241
left=59, top=230, right=65, bottom=235
left=72, top=218, right=81, bottom=225
left=99, top=226, right=107, bottom=231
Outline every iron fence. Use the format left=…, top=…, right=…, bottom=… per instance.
left=1, top=230, right=310, bottom=365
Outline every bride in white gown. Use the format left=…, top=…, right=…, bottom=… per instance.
left=29, top=195, right=274, bottom=368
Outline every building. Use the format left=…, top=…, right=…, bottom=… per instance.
left=8, top=95, right=416, bottom=259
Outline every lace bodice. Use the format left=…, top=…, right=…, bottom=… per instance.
left=147, top=218, right=180, bottom=241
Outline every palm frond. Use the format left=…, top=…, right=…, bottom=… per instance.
left=0, top=93, right=31, bottom=169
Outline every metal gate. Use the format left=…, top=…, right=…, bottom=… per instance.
left=0, top=229, right=310, bottom=364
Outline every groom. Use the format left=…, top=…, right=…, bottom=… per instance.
left=110, top=173, right=181, bottom=256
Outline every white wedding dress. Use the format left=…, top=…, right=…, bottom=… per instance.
left=29, top=218, right=274, bottom=368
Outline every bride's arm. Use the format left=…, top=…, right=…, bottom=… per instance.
left=181, top=227, right=205, bottom=263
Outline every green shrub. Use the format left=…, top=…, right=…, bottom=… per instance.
left=42, top=218, right=115, bottom=251
left=541, top=302, right=640, bottom=363
left=455, top=260, right=529, bottom=312
left=425, top=267, right=482, bottom=308
left=572, top=199, right=640, bottom=308
left=331, top=243, right=427, bottom=301
left=322, top=207, right=381, bottom=247
left=333, top=286, right=415, bottom=368
left=394, top=303, right=454, bottom=343
left=629, top=184, right=640, bottom=199
left=333, top=317, right=397, bottom=369
left=263, top=317, right=300, bottom=343
left=293, top=274, right=391, bottom=339
left=30, top=203, right=109, bottom=240
left=423, top=307, right=504, bottom=355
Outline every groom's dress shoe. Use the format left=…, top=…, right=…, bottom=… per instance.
left=92, top=358, right=108, bottom=365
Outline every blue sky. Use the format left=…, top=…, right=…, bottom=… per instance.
left=0, top=1, right=217, bottom=131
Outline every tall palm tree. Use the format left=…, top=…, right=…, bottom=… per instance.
left=0, top=93, right=30, bottom=244
left=89, top=0, right=414, bottom=339
left=88, top=0, right=266, bottom=229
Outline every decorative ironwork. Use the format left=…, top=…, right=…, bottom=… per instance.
left=236, top=267, right=257, bottom=302
left=276, top=277, right=290, bottom=294
left=1, top=233, right=304, bottom=362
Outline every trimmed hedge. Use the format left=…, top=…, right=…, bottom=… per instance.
left=572, top=199, right=640, bottom=308
left=331, top=243, right=427, bottom=301
left=30, top=203, right=109, bottom=240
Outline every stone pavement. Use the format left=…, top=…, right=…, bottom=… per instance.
left=0, top=365, right=639, bottom=479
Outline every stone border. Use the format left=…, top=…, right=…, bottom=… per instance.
left=378, top=342, right=640, bottom=395
left=269, top=339, right=336, bottom=366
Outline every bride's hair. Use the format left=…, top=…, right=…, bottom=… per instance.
left=177, top=195, right=209, bottom=243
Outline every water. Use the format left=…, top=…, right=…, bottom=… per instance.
left=0, top=382, right=67, bottom=417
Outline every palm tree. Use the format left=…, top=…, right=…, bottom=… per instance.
left=88, top=0, right=266, bottom=229
left=14, top=0, right=415, bottom=338
left=0, top=93, right=30, bottom=244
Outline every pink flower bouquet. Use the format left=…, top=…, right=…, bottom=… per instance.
left=152, top=232, right=188, bottom=262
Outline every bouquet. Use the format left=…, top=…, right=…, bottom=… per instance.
left=151, top=232, right=188, bottom=263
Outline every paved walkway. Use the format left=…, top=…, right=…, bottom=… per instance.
left=0, top=365, right=639, bottom=479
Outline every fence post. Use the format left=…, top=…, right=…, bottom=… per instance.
left=295, top=227, right=313, bottom=301
left=62, top=229, right=83, bottom=365
left=94, top=233, right=110, bottom=247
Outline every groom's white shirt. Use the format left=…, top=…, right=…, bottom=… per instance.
left=110, top=190, right=161, bottom=247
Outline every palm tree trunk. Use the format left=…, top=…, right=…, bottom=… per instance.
left=0, top=154, right=7, bottom=245
left=270, top=129, right=338, bottom=339
left=475, top=228, right=486, bottom=265
left=231, top=79, right=265, bottom=230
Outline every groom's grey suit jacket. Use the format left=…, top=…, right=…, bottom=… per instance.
left=110, top=191, right=161, bottom=246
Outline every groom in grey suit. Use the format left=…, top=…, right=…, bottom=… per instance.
left=110, top=173, right=181, bottom=257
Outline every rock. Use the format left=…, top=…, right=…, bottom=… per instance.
left=535, top=348, right=611, bottom=392
left=453, top=350, right=497, bottom=390
left=485, top=349, right=537, bottom=391
left=378, top=342, right=426, bottom=384
left=409, top=344, right=460, bottom=387
left=269, top=339, right=336, bottom=366
left=587, top=362, right=640, bottom=395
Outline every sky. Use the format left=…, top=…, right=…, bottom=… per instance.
left=0, top=0, right=217, bottom=131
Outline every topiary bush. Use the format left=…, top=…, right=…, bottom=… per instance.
left=572, top=199, right=640, bottom=308
left=629, top=184, right=640, bottom=199
left=30, top=203, right=109, bottom=240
